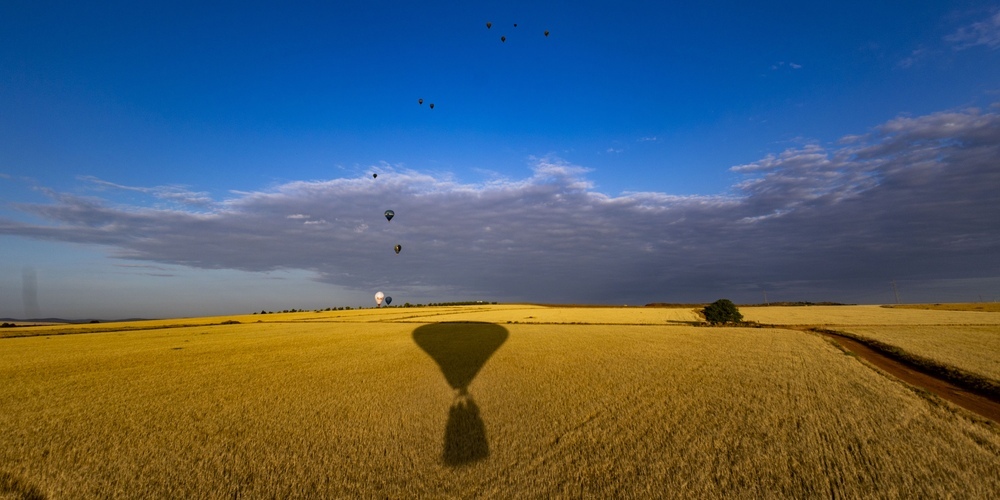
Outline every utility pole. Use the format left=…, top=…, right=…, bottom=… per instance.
left=891, top=280, right=900, bottom=304
left=762, top=289, right=769, bottom=306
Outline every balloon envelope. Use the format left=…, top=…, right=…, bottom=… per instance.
left=375, top=291, right=384, bottom=306
left=384, top=210, right=394, bottom=222
left=418, top=98, right=423, bottom=105
left=372, top=173, right=377, bottom=179
left=394, top=244, right=402, bottom=254
left=385, top=296, right=392, bottom=305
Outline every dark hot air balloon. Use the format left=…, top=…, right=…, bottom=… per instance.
left=429, top=103, right=434, bottom=109
left=544, top=30, right=549, bottom=37
left=384, top=210, right=394, bottom=222
left=385, top=296, right=392, bottom=305
left=373, top=173, right=377, bottom=179
left=419, top=98, right=423, bottom=105
left=486, top=22, right=492, bottom=29
left=394, top=244, right=402, bottom=254
left=500, top=36, right=506, bottom=42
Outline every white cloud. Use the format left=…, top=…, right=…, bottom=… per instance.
left=945, top=11, right=1000, bottom=50
left=770, top=61, right=802, bottom=70
left=79, top=176, right=215, bottom=207
left=897, top=47, right=935, bottom=69
left=2, top=106, right=998, bottom=304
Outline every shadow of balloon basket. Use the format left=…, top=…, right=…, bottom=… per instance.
left=412, top=322, right=508, bottom=466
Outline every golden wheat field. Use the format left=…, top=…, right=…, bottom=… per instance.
left=740, top=304, right=1000, bottom=326
left=837, top=325, right=1000, bottom=385
left=1, top=305, right=999, bottom=498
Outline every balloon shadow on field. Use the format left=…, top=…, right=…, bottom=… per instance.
left=412, top=322, right=508, bottom=467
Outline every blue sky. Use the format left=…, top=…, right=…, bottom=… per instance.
left=2, top=1, right=999, bottom=318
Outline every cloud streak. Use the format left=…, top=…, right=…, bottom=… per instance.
left=2, top=107, right=998, bottom=304
left=945, top=11, right=1000, bottom=50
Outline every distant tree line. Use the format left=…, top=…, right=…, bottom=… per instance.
left=250, top=301, right=498, bottom=315
left=426, top=301, right=497, bottom=306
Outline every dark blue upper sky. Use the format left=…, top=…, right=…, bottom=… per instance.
left=2, top=1, right=999, bottom=317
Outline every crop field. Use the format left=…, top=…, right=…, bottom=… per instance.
left=836, top=325, right=1000, bottom=386
left=884, top=303, right=1000, bottom=313
left=740, top=304, right=1000, bottom=326
left=2, top=306, right=999, bottom=497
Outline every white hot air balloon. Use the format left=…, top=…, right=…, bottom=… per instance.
left=375, top=291, right=385, bottom=307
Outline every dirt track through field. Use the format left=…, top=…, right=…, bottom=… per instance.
left=816, top=329, right=1000, bottom=424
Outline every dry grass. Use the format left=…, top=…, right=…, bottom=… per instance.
left=1, top=307, right=999, bottom=497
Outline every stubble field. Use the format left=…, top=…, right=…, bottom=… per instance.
left=1, top=305, right=999, bottom=498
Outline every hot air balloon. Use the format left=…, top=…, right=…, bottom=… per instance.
left=419, top=98, right=423, bottom=105
left=373, top=173, right=378, bottom=179
left=486, top=22, right=492, bottom=29
left=375, top=291, right=385, bottom=307
left=500, top=36, right=506, bottom=42
left=513, top=23, right=518, bottom=27
left=394, top=244, right=402, bottom=254
left=385, top=296, right=392, bottom=305
left=384, top=210, right=394, bottom=222
left=429, top=103, right=435, bottom=109
left=544, top=30, right=549, bottom=37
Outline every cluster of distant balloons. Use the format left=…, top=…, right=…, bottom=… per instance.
left=486, top=21, right=550, bottom=42
left=416, top=21, right=550, bottom=110
left=375, top=20, right=551, bottom=308
left=373, top=177, right=398, bottom=307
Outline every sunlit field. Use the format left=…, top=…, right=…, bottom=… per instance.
left=885, top=303, right=1000, bottom=313
left=740, top=304, right=1000, bottom=326
left=838, top=325, right=1000, bottom=386
left=2, top=306, right=999, bottom=497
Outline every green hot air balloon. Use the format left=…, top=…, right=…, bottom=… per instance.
left=384, top=210, right=394, bottom=222
left=394, top=244, right=402, bottom=254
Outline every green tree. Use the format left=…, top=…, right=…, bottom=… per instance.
left=703, top=299, right=743, bottom=325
